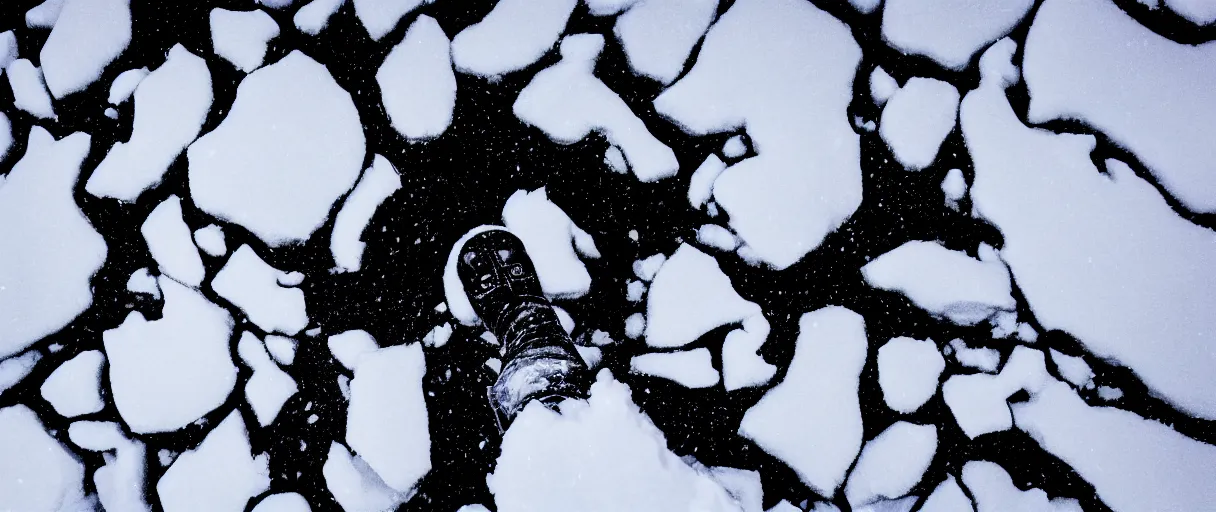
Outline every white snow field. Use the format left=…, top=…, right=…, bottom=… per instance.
left=7, top=59, right=56, bottom=118
left=237, top=332, right=298, bottom=427
left=0, top=128, right=105, bottom=359
left=40, top=350, right=105, bottom=418
left=0, top=405, right=88, bottom=511
left=740, top=307, right=867, bottom=497
left=188, top=51, right=365, bottom=246
left=489, top=370, right=741, bottom=512
left=844, top=421, right=937, bottom=507
left=157, top=411, right=271, bottom=512
left=501, top=188, right=598, bottom=298
left=105, top=276, right=237, bottom=433
left=877, top=337, right=945, bottom=413
left=943, top=346, right=1049, bottom=439
left=452, top=0, right=576, bottom=78
left=39, top=0, right=131, bottom=98
left=107, top=66, right=148, bottom=104
left=69, top=421, right=150, bottom=512
left=963, top=39, right=1216, bottom=419
left=614, top=0, right=718, bottom=84
left=655, top=0, right=862, bottom=270
left=630, top=348, right=720, bottom=388
left=142, top=195, right=207, bottom=288
left=210, top=8, right=280, bottom=73
left=346, top=343, right=431, bottom=495
left=1024, top=0, right=1216, bottom=213
left=879, top=77, right=959, bottom=171
left=1014, top=380, right=1216, bottom=511
left=354, top=0, right=429, bottom=41
left=515, top=34, right=679, bottom=182
left=87, top=45, right=213, bottom=201
left=332, top=155, right=402, bottom=272
left=881, top=0, right=1033, bottom=71
left=863, top=240, right=1015, bottom=325
left=377, top=15, right=456, bottom=141
left=213, top=245, right=310, bottom=335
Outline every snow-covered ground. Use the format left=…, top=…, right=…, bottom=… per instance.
left=1, top=0, right=1214, bottom=511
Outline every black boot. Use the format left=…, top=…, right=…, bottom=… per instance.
left=456, top=229, right=588, bottom=423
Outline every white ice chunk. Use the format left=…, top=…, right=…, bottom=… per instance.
left=502, top=188, right=596, bottom=299
left=879, top=77, right=959, bottom=171
left=188, top=51, right=365, bottom=246
left=108, top=66, right=148, bottom=104
left=863, top=241, right=1014, bottom=325
left=1024, top=0, right=1216, bottom=212
left=740, top=307, right=866, bottom=497
left=0, top=31, right=14, bottom=70
left=194, top=224, right=227, bottom=257
left=347, top=343, right=431, bottom=493
left=721, top=315, right=776, bottom=391
left=0, top=350, right=41, bottom=393
left=332, top=155, right=401, bottom=273
left=26, top=0, right=65, bottom=28
left=870, top=67, right=897, bottom=107
left=106, top=276, right=236, bottom=433
left=265, top=335, right=297, bottom=366
left=721, top=135, right=747, bottom=159
left=1049, top=349, right=1093, bottom=389
left=949, top=339, right=1000, bottom=373
left=1166, top=0, right=1216, bottom=24
left=881, top=0, right=1032, bottom=71
left=354, top=0, right=428, bottom=41
left=963, top=38, right=1216, bottom=419
left=238, top=332, right=298, bottom=426
left=625, top=313, right=646, bottom=339
left=845, top=422, right=937, bottom=507
left=295, top=0, right=344, bottom=35
left=87, top=45, right=213, bottom=201
left=323, top=442, right=407, bottom=511
left=213, top=245, right=309, bottom=335
left=210, top=8, right=280, bottom=73
left=378, top=15, right=455, bottom=141
left=0, top=112, right=10, bottom=162
left=586, top=0, right=640, bottom=16
left=7, top=59, right=56, bottom=118
left=515, top=34, right=679, bottom=182
left=698, top=224, right=740, bottom=252
left=655, top=0, right=862, bottom=269
left=1015, top=379, right=1216, bottom=510
left=626, top=280, right=645, bottom=302
left=576, top=346, right=603, bottom=368
left=646, top=244, right=762, bottom=348
left=257, top=0, right=294, bottom=8
left=423, top=323, right=452, bottom=348
left=40, top=0, right=131, bottom=98
left=488, top=370, right=740, bottom=511
left=962, top=461, right=1068, bottom=512
left=943, top=346, right=1048, bottom=438
left=878, top=337, right=945, bottom=413
left=614, top=0, right=718, bottom=84
left=157, top=411, right=270, bottom=512
left=633, top=253, right=666, bottom=282
left=921, top=476, right=971, bottom=512
left=127, top=268, right=161, bottom=298
left=631, top=348, right=720, bottom=388
left=0, top=128, right=105, bottom=358
left=41, top=349, right=105, bottom=418
left=142, top=195, right=206, bottom=287
left=688, top=154, right=727, bottom=209
left=452, top=0, right=576, bottom=78
left=941, top=168, right=966, bottom=210
left=554, top=306, right=575, bottom=334
left=604, top=145, right=628, bottom=173
left=252, top=493, right=311, bottom=512
left=68, top=421, right=150, bottom=512
left=0, top=405, right=87, bottom=511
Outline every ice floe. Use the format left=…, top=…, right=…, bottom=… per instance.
left=346, top=343, right=431, bottom=493
left=688, top=155, right=726, bottom=209
left=515, top=34, right=679, bottom=182
left=157, top=411, right=270, bottom=511
left=25, top=0, right=65, bottom=29
left=0, top=350, right=42, bottom=394
left=213, top=245, right=309, bottom=335
left=295, top=0, right=344, bottom=35
left=502, top=188, right=597, bottom=298
left=188, top=51, right=365, bottom=246
left=210, top=8, right=280, bottom=73
left=194, top=224, right=227, bottom=257
left=332, top=155, right=401, bottom=273
left=943, top=346, right=1048, bottom=438
left=265, top=335, right=297, bottom=366
left=452, top=0, right=576, bottom=78
left=238, top=332, right=298, bottom=426
left=108, top=66, right=148, bottom=104
left=844, top=421, right=937, bottom=508
left=0, top=128, right=105, bottom=359
left=377, top=15, right=456, bottom=141
left=106, top=276, right=236, bottom=433
left=0, top=405, right=88, bottom=511
left=863, top=241, right=1014, bottom=326
left=879, top=77, right=959, bottom=171
left=323, top=441, right=407, bottom=511
left=7, top=59, right=56, bottom=118
left=631, top=348, right=720, bottom=388
left=881, top=0, right=1032, bottom=71
left=354, top=0, right=428, bottom=41
left=142, top=195, right=207, bottom=287
left=655, top=0, right=862, bottom=269
left=739, top=307, right=866, bottom=497
left=614, top=0, right=718, bottom=84
left=68, top=421, right=150, bottom=512
left=39, top=0, right=131, bottom=98
left=41, top=349, right=105, bottom=418
left=878, top=337, right=944, bottom=413
left=645, top=244, right=762, bottom=348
